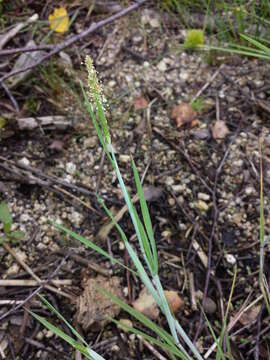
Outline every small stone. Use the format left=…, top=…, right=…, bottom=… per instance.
left=196, top=291, right=216, bottom=314
left=125, top=74, right=133, bottom=83
left=179, top=70, right=189, bottom=81
left=193, top=128, right=210, bottom=140
left=6, top=263, right=20, bottom=275
left=157, top=60, right=167, bottom=72
left=233, top=159, right=243, bottom=167
left=20, top=213, right=31, bottom=222
left=198, top=192, right=210, bottom=201
left=254, top=79, right=264, bottom=87
left=108, top=80, right=116, bottom=88
left=245, top=186, right=254, bottom=195
left=171, top=184, right=185, bottom=193
left=18, top=157, right=30, bottom=167
left=118, top=319, right=133, bottom=332
left=70, top=211, right=83, bottom=227
left=16, top=250, right=27, bottom=263
left=45, top=330, right=54, bottom=339
left=149, top=17, right=160, bottom=28
left=59, top=51, right=72, bottom=67
left=162, top=230, right=172, bottom=239
left=119, top=154, right=130, bottom=163
left=204, top=297, right=217, bottom=314
left=195, top=200, right=209, bottom=212
left=165, top=176, right=174, bottom=186
left=132, top=35, right=143, bottom=44
left=119, top=241, right=125, bottom=250
left=37, top=242, right=46, bottom=251
left=84, top=137, right=97, bottom=149
left=225, top=253, right=237, bottom=266
left=36, top=331, right=44, bottom=341
left=66, top=162, right=76, bottom=175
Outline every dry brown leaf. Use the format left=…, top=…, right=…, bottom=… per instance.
left=132, top=287, right=183, bottom=320
left=171, top=102, right=197, bottom=128
left=132, top=287, right=159, bottom=320
left=133, top=95, right=149, bottom=110
left=165, top=290, right=184, bottom=313
left=76, top=275, right=122, bottom=331
left=212, top=120, right=229, bottom=140
left=239, top=304, right=262, bottom=326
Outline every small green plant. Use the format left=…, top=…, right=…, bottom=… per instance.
left=190, top=97, right=205, bottom=113
left=184, top=29, right=204, bottom=49
left=0, top=201, right=24, bottom=244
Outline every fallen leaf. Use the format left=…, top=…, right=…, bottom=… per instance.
left=76, top=275, right=123, bottom=331
left=132, top=287, right=159, bottom=320
left=239, top=304, right=261, bottom=326
left=49, top=7, right=69, bottom=33
left=212, top=120, right=229, bottom=140
left=171, top=102, right=197, bottom=128
left=165, top=290, right=184, bottom=313
left=133, top=95, right=148, bottom=110
left=132, top=287, right=183, bottom=320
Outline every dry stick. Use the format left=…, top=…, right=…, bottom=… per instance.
left=0, top=44, right=54, bottom=56
left=0, top=0, right=148, bottom=84
left=0, top=80, right=19, bottom=112
left=0, top=300, right=40, bottom=306
left=2, top=242, right=73, bottom=300
left=188, top=271, right=197, bottom=311
left=0, top=279, right=72, bottom=286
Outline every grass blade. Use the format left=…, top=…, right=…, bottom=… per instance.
left=29, top=311, right=94, bottom=359
left=131, top=158, right=158, bottom=275
left=53, top=222, right=134, bottom=274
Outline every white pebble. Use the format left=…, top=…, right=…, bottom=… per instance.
left=18, top=157, right=30, bottom=167
left=66, top=162, right=76, bottom=175
left=198, top=192, right=210, bottom=201
left=225, top=254, right=237, bottom=265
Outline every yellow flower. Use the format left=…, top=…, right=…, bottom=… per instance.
left=48, top=7, right=69, bottom=33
